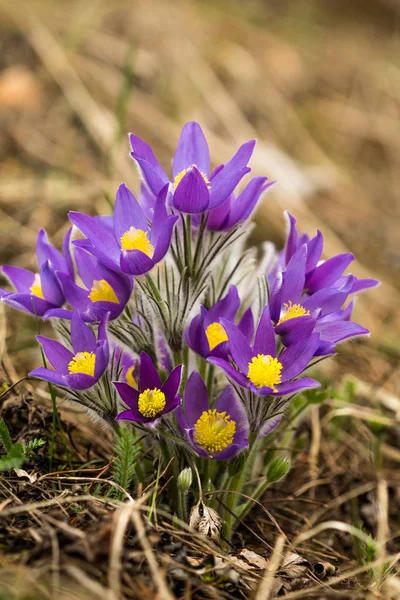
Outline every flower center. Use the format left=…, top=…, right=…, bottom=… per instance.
left=173, top=166, right=211, bottom=190
left=125, top=366, right=137, bottom=388
left=278, top=301, right=310, bottom=324
left=194, top=409, right=236, bottom=456
left=205, top=322, right=228, bottom=350
left=247, top=354, right=283, bottom=391
left=120, top=227, right=154, bottom=257
left=88, top=279, right=119, bottom=303
left=29, top=273, right=44, bottom=299
left=138, top=388, right=166, bottom=418
left=68, top=351, right=96, bottom=376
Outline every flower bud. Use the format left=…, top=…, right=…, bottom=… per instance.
left=177, top=467, right=192, bottom=493
left=267, top=457, right=290, bottom=483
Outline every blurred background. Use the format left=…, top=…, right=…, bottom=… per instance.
left=1, top=0, right=399, bottom=387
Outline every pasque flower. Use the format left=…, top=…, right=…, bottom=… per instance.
left=176, top=371, right=249, bottom=459
left=44, top=247, right=133, bottom=322
left=129, top=121, right=255, bottom=214
left=209, top=306, right=320, bottom=396
left=29, top=311, right=109, bottom=390
left=269, top=244, right=369, bottom=351
left=69, top=183, right=178, bottom=276
left=273, top=212, right=379, bottom=296
left=0, top=228, right=73, bottom=317
left=186, top=285, right=254, bottom=359
left=114, top=352, right=182, bottom=424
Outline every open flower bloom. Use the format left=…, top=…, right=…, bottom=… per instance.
left=204, top=177, right=273, bottom=231
left=0, top=228, right=73, bottom=317
left=44, top=247, right=133, bottom=322
left=269, top=244, right=369, bottom=351
left=271, top=212, right=380, bottom=296
left=129, top=121, right=255, bottom=214
left=69, top=183, right=178, bottom=276
left=176, top=371, right=249, bottom=460
left=29, top=311, right=109, bottom=390
left=114, top=352, right=182, bottom=424
left=209, top=306, right=320, bottom=396
left=186, top=285, right=254, bottom=359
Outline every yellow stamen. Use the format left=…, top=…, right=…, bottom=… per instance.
left=88, top=279, right=119, bottom=304
left=120, top=227, right=154, bottom=257
left=125, top=366, right=137, bottom=388
left=278, top=301, right=310, bottom=324
left=173, top=166, right=211, bottom=190
left=138, top=388, right=166, bottom=418
left=247, top=354, right=283, bottom=391
left=205, top=322, right=228, bottom=351
left=29, top=273, right=44, bottom=299
left=68, top=351, right=96, bottom=376
left=194, top=409, right=236, bottom=456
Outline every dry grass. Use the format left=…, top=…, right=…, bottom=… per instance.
left=0, top=0, right=399, bottom=597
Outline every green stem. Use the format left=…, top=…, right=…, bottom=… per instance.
left=206, top=364, right=214, bottom=400
left=235, top=478, right=270, bottom=523
left=224, top=434, right=258, bottom=543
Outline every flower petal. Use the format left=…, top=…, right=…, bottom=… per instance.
left=114, top=183, right=148, bottom=239
left=113, top=382, right=140, bottom=409
left=208, top=357, right=249, bottom=388
left=306, top=253, right=354, bottom=294
left=36, top=229, right=68, bottom=273
left=274, top=377, right=320, bottom=396
left=29, top=367, right=66, bottom=387
left=139, top=352, right=161, bottom=390
left=281, top=245, right=307, bottom=306
left=129, top=133, right=169, bottom=195
left=172, top=121, right=210, bottom=178
left=69, top=212, right=120, bottom=264
left=161, top=364, right=182, bottom=401
left=173, top=166, right=210, bottom=213
left=36, top=336, right=73, bottom=371
left=1, top=266, right=35, bottom=293
left=205, top=285, right=240, bottom=326
left=152, top=215, right=178, bottom=263
left=253, top=306, right=276, bottom=356
left=182, top=371, right=209, bottom=426
left=71, top=311, right=97, bottom=353
left=120, top=250, right=154, bottom=276
left=40, top=262, right=64, bottom=306
left=208, top=168, right=250, bottom=209
left=279, top=333, right=320, bottom=381
left=219, top=319, right=253, bottom=373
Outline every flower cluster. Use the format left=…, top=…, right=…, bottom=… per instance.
left=1, top=121, right=378, bottom=534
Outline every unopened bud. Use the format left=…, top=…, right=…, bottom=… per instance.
left=177, top=467, right=192, bottom=492
left=267, top=457, right=290, bottom=483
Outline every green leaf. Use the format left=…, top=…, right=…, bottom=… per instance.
left=0, top=419, right=13, bottom=453
left=0, top=443, right=25, bottom=472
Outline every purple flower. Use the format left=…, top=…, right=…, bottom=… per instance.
left=29, top=311, right=109, bottom=390
left=205, top=177, right=274, bottom=231
left=176, top=371, right=249, bottom=460
left=0, top=228, right=73, bottom=317
left=272, top=212, right=379, bottom=296
left=44, top=247, right=133, bottom=322
left=114, top=352, right=182, bottom=424
left=314, top=302, right=370, bottom=356
left=269, top=245, right=369, bottom=350
left=209, top=306, right=320, bottom=396
left=186, top=285, right=254, bottom=359
left=129, top=121, right=255, bottom=214
left=69, top=183, right=178, bottom=276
